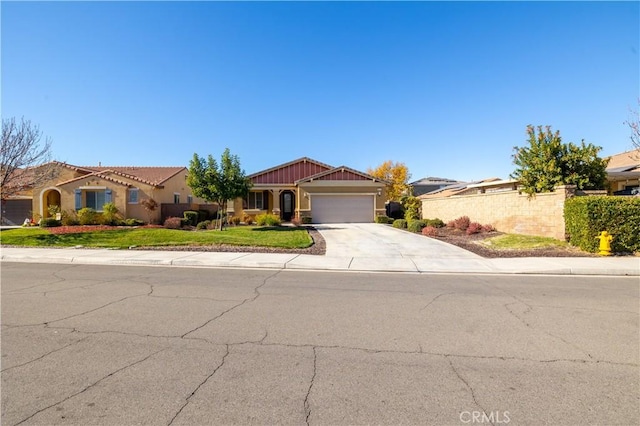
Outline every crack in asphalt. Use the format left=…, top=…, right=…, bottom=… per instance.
left=180, top=270, right=281, bottom=339
left=304, top=346, right=317, bottom=426
left=446, top=356, right=495, bottom=426
left=526, top=304, right=638, bottom=315
left=503, top=301, right=595, bottom=360
left=168, top=344, right=230, bottom=426
left=1, top=265, right=75, bottom=294
left=420, top=292, right=456, bottom=312
left=13, top=349, right=164, bottom=426
left=0, top=335, right=90, bottom=373
left=476, top=278, right=598, bottom=361
left=41, top=291, right=152, bottom=327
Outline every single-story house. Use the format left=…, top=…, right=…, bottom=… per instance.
left=606, top=149, right=640, bottom=195
left=227, top=157, right=388, bottom=223
left=1, top=161, right=207, bottom=225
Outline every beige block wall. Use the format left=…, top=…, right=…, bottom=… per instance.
left=421, top=186, right=576, bottom=240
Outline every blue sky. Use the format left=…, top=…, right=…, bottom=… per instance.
left=2, top=1, right=638, bottom=182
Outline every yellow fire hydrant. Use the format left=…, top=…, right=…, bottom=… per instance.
left=596, top=231, right=613, bottom=256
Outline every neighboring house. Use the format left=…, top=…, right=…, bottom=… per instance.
left=606, top=149, right=640, bottom=195
left=228, top=157, right=388, bottom=223
left=1, top=161, right=208, bottom=225
left=410, top=177, right=462, bottom=196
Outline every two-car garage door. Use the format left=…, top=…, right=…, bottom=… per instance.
left=310, top=195, right=374, bottom=223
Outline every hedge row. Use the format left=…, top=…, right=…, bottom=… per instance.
left=564, top=196, right=640, bottom=253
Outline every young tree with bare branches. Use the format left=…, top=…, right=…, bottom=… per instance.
left=1, top=117, right=58, bottom=199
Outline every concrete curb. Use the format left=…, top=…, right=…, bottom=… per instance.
left=1, top=247, right=638, bottom=276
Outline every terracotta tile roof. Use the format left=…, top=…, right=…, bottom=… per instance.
left=87, top=166, right=185, bottom=186
left=56, top=171, right=134, bottom=187
left=45, top=162, right=186, bottom=187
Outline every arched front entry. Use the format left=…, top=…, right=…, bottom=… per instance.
left=279, top=190, right=295, bottom=222
left=41, top=188, right=61, bottom=218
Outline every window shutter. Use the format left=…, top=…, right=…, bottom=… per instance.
left=105, top=188, right=112, bottom=204
left=74, top=189, right=81, bottom=210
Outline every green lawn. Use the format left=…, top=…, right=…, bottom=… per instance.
left=0, top=226, right=313, bottom=249
left=481, top=233, right=570, bottom=250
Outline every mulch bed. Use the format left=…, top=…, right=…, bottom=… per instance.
left=430, top=228, right=594, bottom=258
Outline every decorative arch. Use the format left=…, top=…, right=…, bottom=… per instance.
left=40, top=187, right=62, bottom=218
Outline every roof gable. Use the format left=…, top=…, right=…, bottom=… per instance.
left=606, top=150, right=640, bottom=170
left=250, top=157, right=333, bottom=185
left=296, top=166, right=385, bottom=183
left=56, top=170, right=134, bottom=188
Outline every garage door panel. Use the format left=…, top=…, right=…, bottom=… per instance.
left=1, top=199, right=32, bottom=225
left=311, top=195, right=373, bottom=223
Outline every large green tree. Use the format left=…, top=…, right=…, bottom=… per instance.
left=187, top=148, right=252, bottom=230
left=511, top=125, right=608, bottom=196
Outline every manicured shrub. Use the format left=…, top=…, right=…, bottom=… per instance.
left=375, top=215, right=391, bottom=224
left=446, top=220, right=456, bottom=228
left=466, top=222, right=483, bottom=235
left=392, top=219, right=407, bottom=229
left=196, top=220, right=211, bottom=230
left=124, top=218, right=144, bottom=226
left=453, top=216, right=471, bottom=231
left=243, top=215, right=254, bottom=225
left=40, top=218, right=61, bottom=227
left=401, top=196, right=422, bottom=221
left=61, top=210, right=79, bottom=226
left=425, top=218, right=445, bottom=228
left=422, top=226, right=438, bottom=237
left=256, top=213, right=281, bottom=227
left=183, top=211, right=199, bottom=227
left=101, top=202, right=121, bottom=225
left=164, top=217, right=185, bottom=229
left=77, top=208, right=99, bottom=225
left=230, top=216, right=242, bottom=226
left=407, top=219, right=427, bottom=233
left=483, top=224, right=496, bottom=233
left=301, top=216, right=312, bottom=224
left=565, top=196, right=640, bottom=253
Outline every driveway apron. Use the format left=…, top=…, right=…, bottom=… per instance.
left=315, top=223, right=481, bottom=259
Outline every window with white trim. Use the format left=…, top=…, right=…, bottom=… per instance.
left=174, top=193, right=180, bottom=204
left=244, top=192, right=264, bottom=210
left=187, top=195, right=193, bottom=204
left=128, top=188, right=139, bottom=204
left=86, top=190, right=106, bottom=211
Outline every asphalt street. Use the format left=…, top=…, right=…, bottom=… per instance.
left=1, top=263, right=638, bottom=425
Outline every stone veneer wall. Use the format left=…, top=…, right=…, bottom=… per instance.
left=421, top=185, right=580, bottom=240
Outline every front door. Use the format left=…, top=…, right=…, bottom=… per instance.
left=281, top=191, right=294, bottom=222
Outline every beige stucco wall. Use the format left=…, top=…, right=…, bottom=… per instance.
left=609, top=177, right=640, bottom=193
left=32, top=167, right=206, bottom=223
left=421, top=186, right=577, bottom=240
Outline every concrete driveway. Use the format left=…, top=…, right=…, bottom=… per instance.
left=315, top=223, right=479, bottom=258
